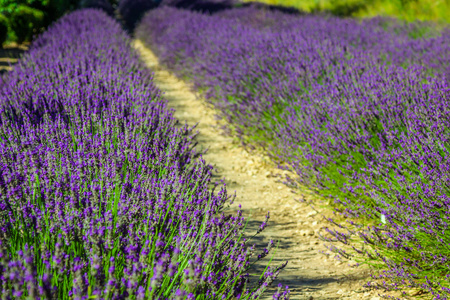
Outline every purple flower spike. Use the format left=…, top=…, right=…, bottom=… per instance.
left=0, top=7, right=284, bottom=300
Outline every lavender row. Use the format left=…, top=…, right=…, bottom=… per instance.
left=136, top=7, right=450, bottom=298
left=0, top=9, right=288, bottom=299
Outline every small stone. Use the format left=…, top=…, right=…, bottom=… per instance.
left=306, top=211, right=317, bottom=217
left=348, top=260, right=358, bottom=267
left=299, top=229, right=314, bottom=236
left=410, top=289, right=426, bottom=296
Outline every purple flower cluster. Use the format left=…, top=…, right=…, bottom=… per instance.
left=0, top=9, right=288, bottom=299
left=136, top=6, right=450, bottom=298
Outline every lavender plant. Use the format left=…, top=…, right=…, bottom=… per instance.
left=136, top=6, right=450, bottom=299
left=0, top=9, right=289, bottom=299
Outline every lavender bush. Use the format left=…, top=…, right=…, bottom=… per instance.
left=136, top=6, right=450, bottom=298
left=0, top=9, right=289, bottom=299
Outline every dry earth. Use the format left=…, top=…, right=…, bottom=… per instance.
left=133, top=40, right=389, bottom=300
left=0, top=43, right=28, bottom=74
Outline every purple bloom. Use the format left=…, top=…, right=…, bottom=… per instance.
left=0, top=7, right=283, bottom=299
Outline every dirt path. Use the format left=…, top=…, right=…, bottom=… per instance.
left=133, top=40, right=384, bottom=300
left=0, top=43, right=28, bottom=74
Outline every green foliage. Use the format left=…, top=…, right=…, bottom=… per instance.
left=0, top=13, right=7, bottom=45
left=245, top=0, right=450, bottom=23
left=323, top=0, right=366, bottom=17
left=49, top=0, right=80, bottom=16
left=0, top=0, right=81, bottom=46
left=8, top=4, right=44, bottom=43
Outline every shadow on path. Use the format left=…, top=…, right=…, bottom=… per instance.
left=0, top=45, right=27, bottom=75
left=234, top=214, right=371, bottom=298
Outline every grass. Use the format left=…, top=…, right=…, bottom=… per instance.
left=244, top=0, right=450, bottom=23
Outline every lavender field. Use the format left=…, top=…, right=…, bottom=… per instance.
left=136, top=6, right=450, bottom=299
left=0, top=9, right=288, bottom=299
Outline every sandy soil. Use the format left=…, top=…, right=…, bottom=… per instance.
left=0, top=43, right=27, bottom=74
left=133, top=40, right=389, bottom=300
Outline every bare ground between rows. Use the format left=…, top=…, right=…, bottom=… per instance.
left=133, top=40, right=392, bottom=300
left=0, top=43, right=28, bottom=75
